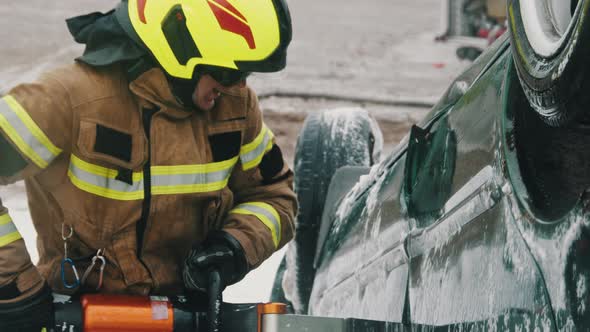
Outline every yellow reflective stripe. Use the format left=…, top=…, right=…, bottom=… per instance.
left=0, top=213, right=11, bottom=225
left=67, top=170, right=145, bottom=201
left=3, top=96, right=62, bottom=156
left=0, top=232, right=22, bottom=247
left=151, top=157, right=237, bottom=194
left=68, top=154, right=145, bottom=200
left=240, top=124, right=274, bottom=170
left=152, top=179, right=230, bottom=195
left=0, top=213, right=22, bottom=247
left=68, top=154, right=238, bottom=199
left=0, top=95, right=63, bottom=169
left=70, top=154, right=143, bottom=182
left=151, top=157, right=238, bottom=175
left=230, top=202, right=281, bottom=247
left=0, top=115, right=47, bottom=168
left=0, top=230, right=21, bottom=244
left=241, top=124, right=269, bottom=155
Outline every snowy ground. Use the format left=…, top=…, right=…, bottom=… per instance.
left=0, top=0, right=469, bottom=303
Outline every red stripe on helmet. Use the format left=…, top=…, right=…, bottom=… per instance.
left=212, top=0, right=247, bottom=22
left=208, top=1, right=256, bottom=49
left=138, top=0, right=147, bottom=24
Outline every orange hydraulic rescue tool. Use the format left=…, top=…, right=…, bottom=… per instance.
left=51, top=269, right=288, bottom=332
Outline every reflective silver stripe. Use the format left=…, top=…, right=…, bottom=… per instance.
left=239, top=204, right=280, bottom=232
left=150, top=157, right=238, bottom=194
left=0, top=96, right=61, bottom=168
left=69, top=163, right=145, bottom=193
left=240, top=127, right=273, bottom=170
left=0, top=213, right=21, bottom=247
left=68, top=157, right=145, bottom=200
left=231, top=203, right=281, bottom=247
left=151, top=168, right=232, bottom=186
left=0, top=220, right=18, bottom=238
left=68, top=154, right=238, bottom=199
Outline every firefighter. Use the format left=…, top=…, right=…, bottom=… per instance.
left=0, top=0, right=296, bottom=330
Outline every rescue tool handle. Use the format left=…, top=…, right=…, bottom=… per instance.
left=208, top=269, right=223, bottom=332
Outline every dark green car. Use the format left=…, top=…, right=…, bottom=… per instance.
left=273, top=0, right=590, bottom=330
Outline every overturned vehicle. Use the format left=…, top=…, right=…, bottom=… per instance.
left=272, top=0, right=590, bottom=330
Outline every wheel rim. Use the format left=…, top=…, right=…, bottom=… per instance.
left=520, top=0, right=581, bottom=57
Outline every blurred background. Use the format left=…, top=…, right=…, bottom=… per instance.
left=0, top=0, right=492, bottom=302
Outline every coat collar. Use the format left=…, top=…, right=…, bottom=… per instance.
left=129, top=67, right=251, bottom=121
left=128, top=68, right=191, bottom=119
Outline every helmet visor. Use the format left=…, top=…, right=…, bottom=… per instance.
left=207, top=68, right=250, bottom=87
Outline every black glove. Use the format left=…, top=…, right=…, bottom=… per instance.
left=0, top=283, right=53, bottom=332
left=183, top=231, right=249, bottom=292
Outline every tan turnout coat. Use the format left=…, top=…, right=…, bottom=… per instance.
left=0, top=63, right=296, bottom=302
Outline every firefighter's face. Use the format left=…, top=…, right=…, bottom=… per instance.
left=192, top=75, right=246, bottom=111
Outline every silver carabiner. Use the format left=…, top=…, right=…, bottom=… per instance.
left=61, top=223, right=73, bottom=241
left=81, top=249, right=106, bottom=290
left=60, top=223, right=79, bottom=289
left=61, top=224, right=74, bottom=258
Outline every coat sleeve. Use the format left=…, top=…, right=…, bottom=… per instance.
left=0, top=73, right=73, bottom=301
left=224, top=88, right=297, bottom=269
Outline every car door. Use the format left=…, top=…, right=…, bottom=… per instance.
left=405, top=50, right=555, bottom=330
left=308, top=141, right=412, bottom=323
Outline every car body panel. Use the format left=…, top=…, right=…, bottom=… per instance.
left=408, top=167, right=554, bottom=329
left=305, top=34, right=590, bottom=330
left=501, top=59, right=589, bottom=330
left=309, top=157, right=410, bottom=322
left=308, top=38, right=514, bottom=323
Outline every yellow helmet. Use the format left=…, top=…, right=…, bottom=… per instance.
left=115, top=0, right=292, bottom=80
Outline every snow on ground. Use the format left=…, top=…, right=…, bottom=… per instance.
left=0, top=0, right=468, bottom=303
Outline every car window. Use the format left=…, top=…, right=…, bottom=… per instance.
left=403, top=118, right=457, bottom=227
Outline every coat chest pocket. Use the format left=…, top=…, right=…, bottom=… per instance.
left=74, top=117, right=146, bottom=191
left=206, top=97, right=248, bottom=164
left=76, top=118, right=146, bottom=171
left=65, top=118, right=146, bottom=234
left=206, top=88, right=248, bottom=136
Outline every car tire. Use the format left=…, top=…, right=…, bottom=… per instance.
left=508, top=0, right=590, bottom=126
left=272, top=109, right=382, bottom=314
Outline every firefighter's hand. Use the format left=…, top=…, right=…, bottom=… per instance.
left=183, top=231, right=249, bottom=292
left=0, top=283, right=53, bottom=332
